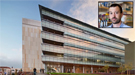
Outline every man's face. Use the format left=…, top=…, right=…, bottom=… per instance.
left=109, top=6, right=123, bottom=24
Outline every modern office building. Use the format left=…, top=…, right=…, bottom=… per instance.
left=39, top=5, right=131, bottom=73
left=22, top=5, right=131, bottom=73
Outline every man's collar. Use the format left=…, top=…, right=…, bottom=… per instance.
left=111, top=22, right=123, bottom=28
left=110, top=23, right=113, bottom=28
left=119, top=23, right=125, bottom=28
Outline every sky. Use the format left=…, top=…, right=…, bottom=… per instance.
left=0, top=0, right=135, bottom=68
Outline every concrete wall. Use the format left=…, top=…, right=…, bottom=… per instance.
left=22, top=18, right=44, bottom=72
left=125, top=41, right=135, bottom=70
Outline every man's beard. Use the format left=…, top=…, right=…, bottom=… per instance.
left=111, top=17, right=121, bottom=24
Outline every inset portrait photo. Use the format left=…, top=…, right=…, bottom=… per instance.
left=98, top=1, right=133, bottom=28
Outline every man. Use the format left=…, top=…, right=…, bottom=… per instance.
left=33, top=68, right=36, bottom=75
left=107, top=4, right=131, bottom=28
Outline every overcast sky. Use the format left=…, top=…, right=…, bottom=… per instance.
left=0, top=0, right=135, bottom=68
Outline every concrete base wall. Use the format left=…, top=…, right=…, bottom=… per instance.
left=125, top=41, right=135, bottom=70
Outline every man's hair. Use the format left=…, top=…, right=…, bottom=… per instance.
left=109, top=4, right=123, bottom=13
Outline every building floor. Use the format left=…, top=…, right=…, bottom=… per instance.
left=43, top=61, right=118, bottom=73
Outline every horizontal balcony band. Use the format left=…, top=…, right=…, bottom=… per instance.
left=64, top=53, right=122, bottom=62
left=42, top=15, right=64, bottom=25
left=41, top=10, right=65, bottom=22
left=41, top=55, right=119, bottom=67
left=64, top=43, right=124, bottom=57
left=64, top=32, right=124, bottom=50
left=42, top=26, right=64, bottom=35
left=41, top=43, right=123, bottom=63
left=42, top=20, right=65, bottom=32
left=121, top=59, right=125, bottom=62
left=41, top=32, right=64, bottom=43
left=64, top=21, right=129, bottom=44
left=41, top=43, right=100, bottom=55
left=42, top=38, right=63, bottom=46
left=41, top=31, right=63, bottom=37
